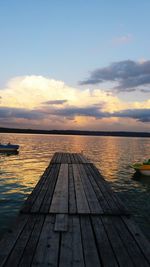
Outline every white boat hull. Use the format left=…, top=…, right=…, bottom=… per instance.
left=139, top=170, right=150, bottom=176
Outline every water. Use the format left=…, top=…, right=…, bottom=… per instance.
left=0, top=133, right=150, bottom=240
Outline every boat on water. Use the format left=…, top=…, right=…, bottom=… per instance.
left=131, top=159, right=150, bottom=176
left=0, top=143, right=19, bottom=153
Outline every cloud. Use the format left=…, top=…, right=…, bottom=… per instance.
left=80, top=60, right=150, bottom=92
left=0, top=107, right=44, bottom=120
left=37, top=104, right=150, bottom=123
left=42, top=105, right=108, bottom=119
left=0, top=75, right=123, bottom=112
left=114, top=108, right=150, bottom=122
left=42, top=99, right=68, bottom=105
left=0, top=75, right=150, bottom=130
left=112, top=34, right=133, bottom=45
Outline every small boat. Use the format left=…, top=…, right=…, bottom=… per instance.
left=131, top=159, right=150, bottom=176
left=0, top=143, right=19, bottom=153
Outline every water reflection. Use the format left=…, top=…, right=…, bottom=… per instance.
left=0, top=133, right=150, bottom=240
left=0, top=151, right=19, bottom=156
left=132, top=171, right=150, bottom=185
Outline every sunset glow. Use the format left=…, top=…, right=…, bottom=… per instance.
left=0, top=1, right=150, bottom=132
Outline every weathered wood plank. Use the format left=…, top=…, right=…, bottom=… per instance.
left=78, top=153, right=89, bottom=163
left=4, top=215, right=37, bottom=267
left=90, top=164, right=128, bottom=214
left=80, top=215, right=101, bottom=267
left=40, top=164, right=60, bottom=213
left=91, top=216, right=118, bottom=267
left=101, top=216, right=134, bottom=267
left=112, top=216, right=150, bottom=267
left=73, top=164, right=90, bottom=214
left=32, top=215, right=60, bottom=267
left=20, top=165, right=51, bottom=213
left=66, top=153, right=71, bottom=163
left=84, top=164, right=111, bottom=214
left=72, top=216, right=85, bottom=267
left=50, top=164, right=68, bottom=213
left=19, top=215, right=44, bottom=267
left=78, top=164, right=103, bottom=214
left=50, top=153, right=57, bottom=163
left=31, top=164, right=56, bottom=213
left=70, top=153, right=75, bottom=164
left=0, top=215, right=29, bottom=266
left=59, top=216, right=85, bottom=267
left=87, top=164, right=125, bottom=214
left=68, top=164, right=77, bottom=214
left=122, top=216, right=150, bottom=265
left=54, top=214, right=68, bottom=232
left=61, top=153, right=66, bottom=163
left=59, top=217, right=73, bottom=267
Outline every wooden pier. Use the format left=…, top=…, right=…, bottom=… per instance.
left=0, top=152, right=150, bottom=267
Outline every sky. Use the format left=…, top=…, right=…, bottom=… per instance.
left=0, top=0, right=150, bottom=132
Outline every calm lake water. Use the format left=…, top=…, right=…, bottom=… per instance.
left=0, top=133, right=150, bottom=240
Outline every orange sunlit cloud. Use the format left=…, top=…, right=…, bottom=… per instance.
left=0, top=75, right=150, bottom=131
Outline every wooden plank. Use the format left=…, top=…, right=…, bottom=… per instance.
left=61, top=153, right=66, bottom=163
left=0, top=215, right=29, bottom=266
left=122, top=216, right=150, bottom=264
left=112, top=216, right=150, bottom=267
left=50, top=153, right=57, bottom=164
left=78, top=164, right=103, bottom=214
left=68, top=164, right=77, bottom=214
left=79, top=153, right=89, bottom=164
left=66, top=153, right=71, bottom=163
left=20, top=165, right=51, bottom=213
left=40, top=164, right=60, bottom=213
left=84, top=164, right=111, bottom=214
left=70, top=153, right=75, bottom=164
left=87, top=164, right=124, bottom=214
left=59, top=216, right=73, bottom=267
left=58, top=153, right=63, bottom=163
left=101, top=216, right=134, bottom=267
left=54, top=214, right=68, bottom=232
left=72, top=216, right=85, bottom=267
left=59, top=216, right=85, bottom=267
left=32, top=215, right=60, bottom=267
left=73, top=164, right=90, bottom=214
left=64, top=153, right=68, bottom=164
left=19, top=215, right=45, bottom=267
left=73, top=153, right=78, bottom=164
left=4, top=215, right=37, bottom=267
left=75, top=153, right=83, bottom=164
left=91, top=216, right=118, bottom=267
left=80, top=216, right=101, bottom=267
left=31, top=164, right=56, bottom=213
left=55, top=152, right=61, bottom=163
left=50, top=164, right=69, bottom=213
left=90, top=164, right=128, bottom=214
left=78, top=153, right=86, bottom=163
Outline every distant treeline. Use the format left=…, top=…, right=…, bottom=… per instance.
left=0, top=127, right=150, bottom=137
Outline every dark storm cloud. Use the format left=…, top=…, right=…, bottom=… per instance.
left=80, top=60, right=150, bottom=92
left=46, top=106, right=150, bottom=123
left=42, top=99, right=68, bottom=105
left=0, top=107, right=44, bottom=120
left=114, top=109, right=150, bottom=122
left=0, top=105, right=149, bottom=123
left=44, top=106, right=109, bottom=118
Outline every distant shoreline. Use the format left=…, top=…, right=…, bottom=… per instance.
left=0, top=127, right=150, bottom=138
